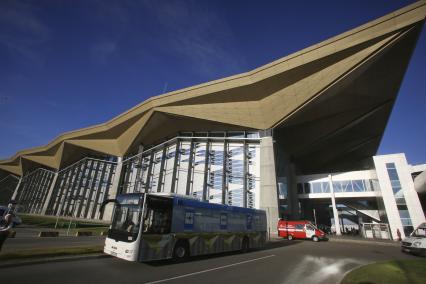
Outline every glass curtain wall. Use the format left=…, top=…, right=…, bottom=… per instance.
left=120, top=132, right=261, bottom=209
left=297, top=179, right=380, bottom=194
left=385, top=163, right=414, bottom=236
left=16, top=169, right=55, bottom=214
left=0, top=175, right=19, bottom=204
left=46, top=157, right=117, bottom=219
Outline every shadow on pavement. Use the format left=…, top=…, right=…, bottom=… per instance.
left=145, top=239, right=302, bottom=267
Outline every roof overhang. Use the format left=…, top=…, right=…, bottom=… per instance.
left=0, top=1, right=425, bottom=176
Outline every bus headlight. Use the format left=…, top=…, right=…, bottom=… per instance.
left=125, top=249, right=133, bottom=253
left=413, top=242, right=421, bottom=247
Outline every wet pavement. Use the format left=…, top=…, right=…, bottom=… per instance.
left=0, top=238, right=418, bottom=284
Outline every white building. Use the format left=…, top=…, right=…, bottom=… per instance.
left=295, top=153, right=426, bottom=239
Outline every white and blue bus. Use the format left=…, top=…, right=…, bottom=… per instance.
left=102, top=193, right=267, bottom=261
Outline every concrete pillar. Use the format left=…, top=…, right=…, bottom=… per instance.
left=259, top=136, right=279, bottom=237
left=287, top=163, right=300, bottom=219
left=41, top=172, right=59, bottom=215
left=329, top=174, right=341, bottom=236
left=11, top=177, right=22, bottom=201
left=103, top=157, right=123, bottom=221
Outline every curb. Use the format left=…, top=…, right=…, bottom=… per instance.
left=328, top=238, right=399, bottom=247
left=0, top=253, right=111, bottom=269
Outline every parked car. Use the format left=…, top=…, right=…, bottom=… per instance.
left=278, top=220, right=328, bottom=242
left=401, top=222, right=426, bottom=257
left=0, top=206, right=22, bottom=227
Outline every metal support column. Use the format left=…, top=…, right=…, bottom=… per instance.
left=102, top=157, right=123, bottom=221
left=202, top=140, right=211, bottom=201
left=170, top=140, right=180, bottom=193
left=243, top=141, right=248, bottom=208
left=41, top=172, right=59, bottom=215
left=222, top=141, right=228, bottom=205
left=11, top=177, right=22, bottom=201
left=329, top=174, right=342, bottom=236
left=185, top=140, right=195, bottom=196
left=157, top=147, right=167, bottom=192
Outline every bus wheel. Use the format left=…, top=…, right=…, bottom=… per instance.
left=312, top=236, right=319, bottom=242
left=288, top=235, right=293, bottom=241
left=241, top=237, right=249, bottom=253
left=173, top=240, right=189, bottom=260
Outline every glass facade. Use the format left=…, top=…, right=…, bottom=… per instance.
left=46, top=157, right=117, bottom=219
left=15, top=169, right=56, bottom=214
left=297, top=179, right=379, bottom=194
left=0, top=175, right=19, bottom=205
left=119, top=132, right=261, bottom=208
left=385, top=163, right=413, bottom=236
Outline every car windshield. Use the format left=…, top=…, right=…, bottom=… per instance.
left=411, top=227, right=426, bottom=238
left=108, top=193, right=144, bottom=242
left=306, top=224, right=315, bottom=231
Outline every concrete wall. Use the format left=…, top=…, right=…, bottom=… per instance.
left=259, top=136, right=279, bottom=236
left=373, top=153, right=426, bottom=239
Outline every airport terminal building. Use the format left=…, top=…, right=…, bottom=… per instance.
left=1, top=2, right=426, bottom=240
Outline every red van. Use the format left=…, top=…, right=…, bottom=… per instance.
left=278, top=220, right=327, bottom=242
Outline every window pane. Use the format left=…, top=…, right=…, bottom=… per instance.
left=395, top=197, right=406, bottom=205
left=352, top=180, right=364, bottom=192
left=304, top=183, right=311, bottom=194
left=398, top=210, right=410, bottom=219
left=312, top=182, right=322, bottom=193
left=209, top=132, right=225, bottom=137
left=387, top=168, right=399, bottom=181
left=333, top=181, right=342, bottom=192
left=297, top=183, right=304, bottom=194
left=227, top=132, right=245, bottom=138
left=391, top=180, right=401, bottom=189
left=246, top=132, right=260, bottom=138
left=322, top=182, right=330, bottom=193
left=341, top=180, right=352, bottom=192
left=386, top=163, right=396, bottom=169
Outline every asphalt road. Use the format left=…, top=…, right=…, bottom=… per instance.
left=0, top=240, right=418, bottom=284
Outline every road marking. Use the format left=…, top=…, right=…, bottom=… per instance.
left=145, top=254, right=275, bottom=284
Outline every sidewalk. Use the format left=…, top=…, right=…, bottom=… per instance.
left=327, top=235, right=399, bottom=247
left=269, top=234, right=400, bottom=247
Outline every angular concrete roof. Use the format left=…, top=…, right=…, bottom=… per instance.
left=1, top=1, right=425, bottom=176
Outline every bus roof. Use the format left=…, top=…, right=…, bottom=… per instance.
left=148, top=192, right=265, bottom=215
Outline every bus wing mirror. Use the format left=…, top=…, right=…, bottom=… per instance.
left=100, top=199, right=121, bottom=216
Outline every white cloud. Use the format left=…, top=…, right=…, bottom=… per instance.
left=91, top=41, right=118, bottom=65
left=142, top=0, right=247, bottom=76
left=0, top=0, right=50, bottom=68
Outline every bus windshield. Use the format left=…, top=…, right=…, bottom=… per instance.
left=108, top=193, right=144, bottom=242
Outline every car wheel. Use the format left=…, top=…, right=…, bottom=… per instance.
left=288, top=235, right=293, bottom=241
left=312, top=236, right=319, bottom=242
left=173, top=241, right=189, bottom=260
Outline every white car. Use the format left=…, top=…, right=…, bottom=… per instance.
left=401, top=222, right=426, bottom=257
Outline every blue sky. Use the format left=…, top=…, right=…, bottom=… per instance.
left=0, top=0, right=425, bottom=164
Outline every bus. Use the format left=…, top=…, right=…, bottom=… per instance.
left=102, top=193, right=267, bottom=262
